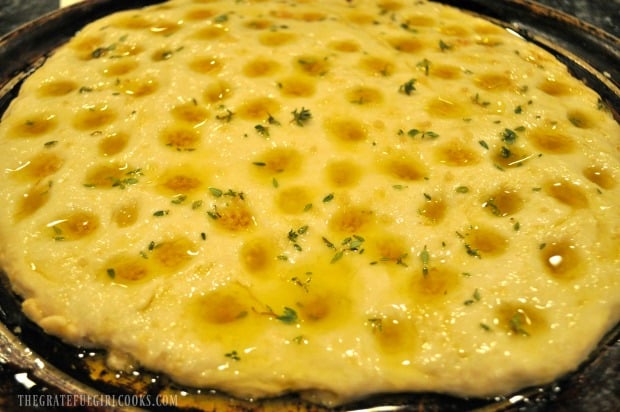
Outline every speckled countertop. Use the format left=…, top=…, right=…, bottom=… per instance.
left=0, top=1, right=618, bottom=412
left=539, top=0, right=618, bottom=36
left=0, top=0, right=619, bottom=37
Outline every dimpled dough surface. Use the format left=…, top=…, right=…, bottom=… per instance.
left=0, top=0, right=619, bottom=405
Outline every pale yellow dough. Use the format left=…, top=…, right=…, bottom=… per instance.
left=0, top=0, right=619, bottom=405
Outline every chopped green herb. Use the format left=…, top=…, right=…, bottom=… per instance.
left=322, top=193, right=334, bottom=203
left=291, top=272, right=312, bottom=292
left=416, top=58, right=431, bottom=76
left=464, top=243, right=480, bottom=258
left=568, top=115, right=586, bottom=128
left=209, top=187, right=223, bottom=197
left=478, top=140, right=489, bottom=150
left=292, top=335, right=306, bottom=344
left=215, top=108, right=234, bottom=122
left=159, top=50, right=174, bottom=60
left=106, top=168, right=143, bottom=190
left=207, top=209, right=220, bottom=220
left=106, top=268, right=116, bottom=279
left=288, top=226, right=308, bottom=242
left=398, top=78, right=417, bottom=96
left=324, top=235, right=365, bottom=263
left=223, top=189, right=244, bottom=199
left=400, top=23, right=417, bottom=33
left=255, top=124, right=270, bottom=136
left=439, top=39, right=453, bottom=51
left=500, top=146, right=512, bottom=158
left=322, top=237, right=335, bottom=249
left=267, top=113, right=281, bottom=125
left=117, top=177, right=139, bottom=187
left=91, top=45, right=111, bottom=58
left=420, top=245, right=430, bottom=276
left=455, top=186, right=469, bottom=194
left=171, top=194, right=187, bottom=204
left=382, top=253, right=409, bottom=267
left=153, top=210, right=169, bottom=217
left=407, top=128, right=439, bottom=139
left=291, top=107, right=312, bottom=126
left=509, top=313, right=530, bottom=336
left=466, top=289, right=482, bottom=304
left=331, top=249, right=345, bottom=263
left=483, top=198, right=501, bottom=216
left=501, top=128, right=517, bottom=144
left=344, top=235, right=365, bottom=250
left=225, top=350, right=240, bottom=361
left=276, top=307, right=298, bottom=324
left=288, top=225, right=309, bottom=251
left=472, top=93, right=490, bottom=107
left=214, top=14, right=229, bottom=23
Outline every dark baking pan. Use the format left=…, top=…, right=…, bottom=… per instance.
left=0, top=0, right=618, bottom=411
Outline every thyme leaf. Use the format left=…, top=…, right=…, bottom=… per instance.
left=291, top=107, right=312, bottom=126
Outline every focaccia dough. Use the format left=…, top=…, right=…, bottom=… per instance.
left=0, top=0, right=618, bottom=405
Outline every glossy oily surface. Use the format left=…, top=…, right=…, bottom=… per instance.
left=0, top=0, right=618, bottom=411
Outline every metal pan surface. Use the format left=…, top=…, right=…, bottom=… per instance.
left=0, top=0, right=618, bottom=410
